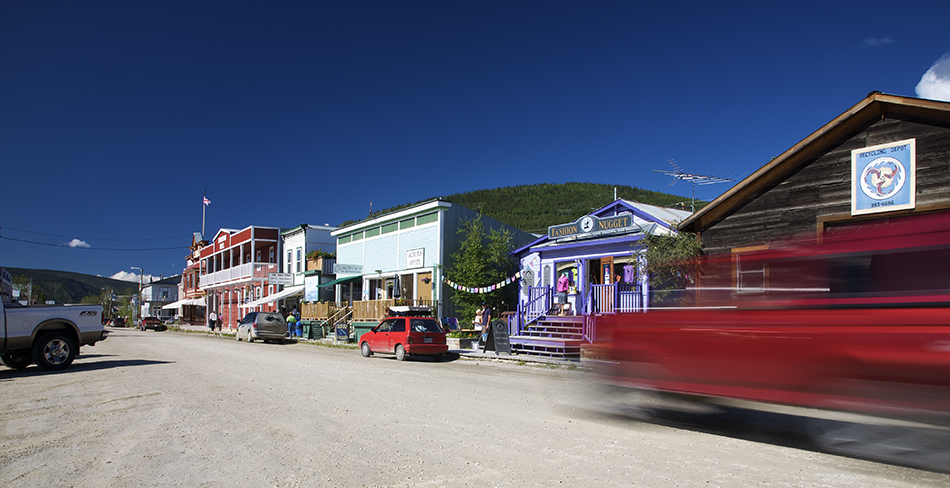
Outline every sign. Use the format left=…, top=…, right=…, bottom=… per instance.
left=548, top=213, right=634, bottom=239
left=407, top=248, right=424, bottom=268
left=851, top=138, right=916, bottom=216
left=268, top=273, right=294, bottom=285
left=485, top=319, right=511, bottom=355
left=304, top=275, right=321, bottom=301
left=335, top=327, right=349, bottom=341
left=334, top=264, right=363, bottom=275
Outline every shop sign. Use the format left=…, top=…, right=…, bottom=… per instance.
left=268, top=273, right=293, bottom=285
left=334, top=264, right=363, bottom=275
left=407, top=248, right=424, bottom=268
left=548, top=213, right=633, bottom=239
left=852, top=138, right=916, bottom=216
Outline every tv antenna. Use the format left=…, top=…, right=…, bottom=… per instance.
left=653, top=160, right=733, bottom=212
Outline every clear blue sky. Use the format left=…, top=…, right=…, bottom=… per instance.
left=2, top=1, right=949, bottom=283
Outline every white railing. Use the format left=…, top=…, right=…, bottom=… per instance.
left=199, top=262, right=280, bottom=288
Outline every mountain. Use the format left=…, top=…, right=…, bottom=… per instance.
left=342, top=182, right=700, bottom=232
left=5, top=268, right=143, bottom=305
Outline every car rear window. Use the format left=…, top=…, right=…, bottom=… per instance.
left=410, top=319, right=442, bottom=333
left=260, top=313, right=284, bottom=323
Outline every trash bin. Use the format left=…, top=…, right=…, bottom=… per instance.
left=295, top=322, right=303, bottom=337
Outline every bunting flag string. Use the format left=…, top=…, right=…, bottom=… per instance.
left=443, top=271, right=521, bottom=294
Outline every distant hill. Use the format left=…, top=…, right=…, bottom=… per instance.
left=5, top=268, right=143, bottom=305
left=342, top=182, right=700, bottom=232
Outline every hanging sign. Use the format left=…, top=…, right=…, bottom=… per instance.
left=851, top=138, right=916, bottom=216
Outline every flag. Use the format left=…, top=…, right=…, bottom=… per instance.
left=203, top=196, right=211, bottom=206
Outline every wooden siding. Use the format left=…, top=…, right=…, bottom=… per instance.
left=701, top=115, right=950, bottom=256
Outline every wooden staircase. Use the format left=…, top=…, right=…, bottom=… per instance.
left=509, top=315, right=584, bottom=360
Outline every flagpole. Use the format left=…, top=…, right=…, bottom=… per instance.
left=202, top=189, right=207, bottom=238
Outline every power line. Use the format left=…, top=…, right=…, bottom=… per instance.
left=0, top=236, right=188, bottom=251
left=0, top=226, right=192, bottom=242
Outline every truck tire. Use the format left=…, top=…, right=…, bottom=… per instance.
left=32, top=332, right=76, bottom=371
left=0, top=353, right=32, bottom=369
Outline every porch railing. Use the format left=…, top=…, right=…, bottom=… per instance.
left=522, top=286, right=552, bottom=331
left=199, top=262, right=279, bottom=288
left=351, top=299, right=439, bottom=322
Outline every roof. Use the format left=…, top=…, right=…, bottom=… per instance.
left=679, top=92, right=950, bottom=233
left=512, top=199, right=692, bottom=255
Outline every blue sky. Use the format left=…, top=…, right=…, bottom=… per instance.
left=2, top=1, right=949, bottom=283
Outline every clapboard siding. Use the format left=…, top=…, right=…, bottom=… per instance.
left=701, top=115, right=950, bottom=256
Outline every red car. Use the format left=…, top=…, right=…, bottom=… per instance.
left=360, top=307, right=447, bottom=361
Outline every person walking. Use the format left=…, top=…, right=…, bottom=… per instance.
left=208, top=311, right=217, bottom=335
left=286, top=311, right=297, bottom=338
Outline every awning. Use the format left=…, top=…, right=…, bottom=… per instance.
left=317, top=275, right=363, bottom=288
left=161, top=298, right=207, bottom=310
left=244, top=285, right=304, bottom=309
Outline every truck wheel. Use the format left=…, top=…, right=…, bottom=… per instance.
left=395, top=344, right=407, bottom=361
left=0, top=353, right=32, bottom=369
left=32, top=332, right=76, bottom=371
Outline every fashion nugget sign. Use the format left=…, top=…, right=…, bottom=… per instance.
left=548, top=213, right=633, bottom=239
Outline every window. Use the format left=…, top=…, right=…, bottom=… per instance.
left=269, top=248, right=275, bottom=263
left=399, top=218, right=415, bottom=230
left=287, top=250, right=292, bottom=267
left=296, top=248, right=302, bottom=273
left=365, top=227, right=380, bottom=238
left=338, top=235, right=351, bottom=244
left=351, top=232, right=364, bottom=241
left=416, top=212, right=438, bottom=225
left=737, top=254, right=765, bottom=291
left=391, top=319, right=406, bottom=332
left=256, top=250, right=261, bottom=262
left=382, top=222, right=398, bottom=234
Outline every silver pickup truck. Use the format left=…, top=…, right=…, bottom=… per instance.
left=1, top=301, right=109, bottom=370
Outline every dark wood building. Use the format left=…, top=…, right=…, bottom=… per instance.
left=680, top=92, right=950, bottom=258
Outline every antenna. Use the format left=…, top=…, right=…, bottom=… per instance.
left=653, top=160, right=733, bottom=212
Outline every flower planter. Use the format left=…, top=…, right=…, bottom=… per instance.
left=446, top=337, right=477, bottom=350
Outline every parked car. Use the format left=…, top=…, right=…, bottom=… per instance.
left=139, top=316, right=166, bottom=331
left=236, top=312, right=287, bottom=343
left=360, top=308, right=448, bottom=361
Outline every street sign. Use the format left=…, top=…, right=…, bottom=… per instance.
left=268, top=273, right=294, bottom=285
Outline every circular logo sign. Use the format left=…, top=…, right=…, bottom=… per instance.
left=581, top=216, right=595, bottom=233
left=860, top=157, right=905, bottom=200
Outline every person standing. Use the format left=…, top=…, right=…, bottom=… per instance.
left=478, top=303, right=492, bottom=350
left=286, top=311, right=297, bottom=337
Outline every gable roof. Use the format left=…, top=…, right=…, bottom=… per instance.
left=679, top=92, right=950, bottom=233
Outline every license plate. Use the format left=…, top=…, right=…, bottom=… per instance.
left=424, top=337, right=433, bottom=343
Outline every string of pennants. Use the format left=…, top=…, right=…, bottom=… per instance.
left=443, top=271, right=521, bottom=294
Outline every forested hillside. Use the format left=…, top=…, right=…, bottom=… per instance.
left=343, top=182, right=698, bottom=232
left=6, top=268, right=141, bottom=305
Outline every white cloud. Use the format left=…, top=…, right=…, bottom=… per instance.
left=67, top=239, right=90, bottom=248
left=916, top=52, right=950, bottom=102
left=863, top=35, right=893, bottom=47
left=111, top=271, right=152, bottom=283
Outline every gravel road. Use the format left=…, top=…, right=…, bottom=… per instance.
left=1, top=327, right=947, bottom=487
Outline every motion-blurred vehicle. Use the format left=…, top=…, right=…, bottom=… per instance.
left=139, top=316, right=166, bottom=331
left=360, top=306, right=447, bottom=361
left=235, top=311, right=287, bottom=343
left=594, top=212, right=950, bottom=468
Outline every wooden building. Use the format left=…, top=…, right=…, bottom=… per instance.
left=680, top=92, right=950, bottom=262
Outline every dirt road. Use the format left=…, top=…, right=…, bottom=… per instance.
left=1, top=328, right=947, bottom=487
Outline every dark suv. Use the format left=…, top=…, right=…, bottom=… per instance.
left=236, top=312, right=287, bottom=343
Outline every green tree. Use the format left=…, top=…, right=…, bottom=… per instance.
left=642, top=231, right=703, bottom=305
left=446, top=216, right=517, bottom=323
